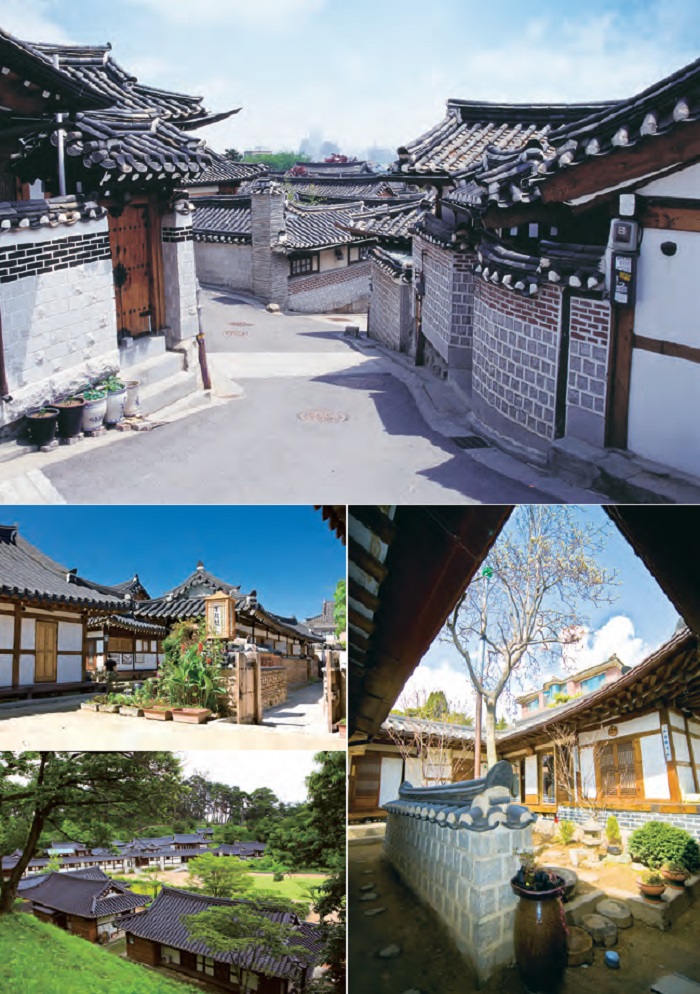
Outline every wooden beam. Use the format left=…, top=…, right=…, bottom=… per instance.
left=11, top=603, right=21, bottom=688
left=350, top=506, right=397, bottom=545
left=642, top=204, right=700, bottom=232
left=605, top=303, right=636, bottom=449
left=348, top=577, right=380, bottom=614
left=349, top=607, right=374, bottom=638
left=634, top=334, right=700, bottom=366
left=347, top=537, right=387, bottom=585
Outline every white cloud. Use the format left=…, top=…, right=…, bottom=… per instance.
left=560, top=615, right=650, bottom=673
left=125, top=0, right=325, bottom=28
left=0, top=0, right=71, bottom=41
left=398, top=658, right=476, bottom=714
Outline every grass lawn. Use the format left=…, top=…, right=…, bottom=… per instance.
left=0, top=914, right=201, bottom=994
left=249, top=872, right=327, bottom=903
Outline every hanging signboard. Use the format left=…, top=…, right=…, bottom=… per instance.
left=205, top=591, right=237, bottom=640
left=661, top=724, right=673, bottom=763
left=612, top=252, right=637, bottom=307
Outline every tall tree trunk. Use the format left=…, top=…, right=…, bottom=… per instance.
left=0, top=805, right=47, bottom=914
left=484, top=697, right=498, bottom=769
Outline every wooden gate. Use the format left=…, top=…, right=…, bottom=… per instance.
left=236, top=653, right=262, bottom=725
left=108, top=200, right=161, bottom=338
left=350, top=754, right=382, bottom=813
left=35, top=620, right=57, bottom=683
left=324, top=651, right=343, bottom=731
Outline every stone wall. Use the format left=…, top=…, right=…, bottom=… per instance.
left=413, top=234, right=475, bottom=370
left=556, top=805, right=700, bottom=843
left=281, top=655, right=311, bottom=686
left=566, top=296, right=611, bottom=447
left=161, top=208, right=199, bottom=345
left=251, top=191, right=289, bottom=308
left=287, top=262, right=370, bottom=314
left=260, top=665, right=286, bottom=708
left=368, top=261, right=413, bottom=353
left=194, top=241, right=253, bottom=292
left=0, top=217, right=119, bottom=428
left=384, top=812, right=532, bottom=984
left=472, top=281, right=562, bottom=459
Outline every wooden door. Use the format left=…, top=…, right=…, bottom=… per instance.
left=35, top=620, right=57, bottom=683
left=236, top=653, right=262, bottom=725
left=350, top=754, right=381, bottom=812
left=108, top=202, right=155, bottom=338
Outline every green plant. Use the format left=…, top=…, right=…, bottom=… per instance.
left=558, top=820, right=575, bottom=846
left=159, top=621, right=227, bottom=711
left=629, top=821, right=700, bottom=872
left=91, top=694, right=108, bottom=705
left=100, top=375, right=126, bottom=394
left=640, top=870, right=664, bottom=885
left=663, top=860, right=688, bottom=875
left=83, top=388, right=106, bottom=401
left=606, top=815, right=622, bottom=844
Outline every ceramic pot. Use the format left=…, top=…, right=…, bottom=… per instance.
left=172, top=707, right=212, bottom=725
left=512, top=875, right=567, bottom=994
left=143, top=706, right=173, bottom=721
left=637, top=879, right=666, bottom=900
left=27, top=408, right=59, bottom=446
left=661, top=867, right=688, bottom=887
left=124, top=380, right=140, bottom=417
left=105, top=387, right=127, bottom=425
left=55, top=399, right=85, bottom=439
left=82, top=396, right=107, bottom=432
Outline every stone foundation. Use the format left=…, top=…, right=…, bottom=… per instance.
left=384, top=812, right=532, bottom=985
left=194, top=241, right=253, bottom=292
left=554, top=805, right=700, bottom=843
left=260, top=665, right=286, bottom=708
left=161, top=206, right=199, bottom=345
left=368, top=260, right=413, bottom=353
left=288, top=263, right=370, bottom=314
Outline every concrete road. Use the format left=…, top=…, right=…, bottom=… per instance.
left=0, top=289, right=603, bottom=504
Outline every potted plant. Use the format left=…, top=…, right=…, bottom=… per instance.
left=160, top=630, right=226, bottom=725
left=124, top=380, right=141, bottom=417
left=81, top=694, right=108, bottom=712
left=143, top=699, right=173, bottom=721
left=661, top=861, right=690, bottom=887
left=511, top=851, right=567, bottom=994
left=54, top=396, right=85, bottom=439
left=637, top=870, right=667, bottom=900
left=82, top=387, right=107, bottom=432
left=337, top=719, right=347, bottom=739
left=606, top=815, right=623, bottom=856
left=26, top=407, right=60, bottom=447
left=101, top=375, right=128, bottom=425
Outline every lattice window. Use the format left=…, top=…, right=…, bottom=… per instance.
left=597, top=738, right=642, bottom=800
left=290, top=254, right=319, bottom=276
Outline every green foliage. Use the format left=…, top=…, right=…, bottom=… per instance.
left=558, top=820, right=575, bottom=846
left=0, top=912, right=201, bottom=993
left=333, top=579, right=346, bottom=638
left=640, top=870, right=664, bottom=885
left=241, top=151, right=310, bottom=171
left=159, top=620, right=227, bottom=711
left=628, top=821, right=700, bottom=872
left=223, top=148, right=242, bottom=162
left=215, top=823, right=255, bottom=844
left=606, top=815, right=622, bottom=844
left=187, top=853, right=254, bottom=899
left=98, top=375, right=126, bottom=394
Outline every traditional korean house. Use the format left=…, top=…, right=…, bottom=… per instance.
left=23, top=870, right=148, bottom=943
left=0, top=522, right=125, bottom=698
left=85, top=613, right=167, bottom=679
left=210, top=842, right=266, bottom=859
left=0, top=29, right=240, bottom=427
left=305, top=600, right=337, bottom=640
left=120, top=886, right=322, bottom=992
left=193, top=180, right=374, bottom=312
left=187, top=150, right=267, bottom=197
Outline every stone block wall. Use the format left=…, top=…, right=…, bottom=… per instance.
left=281, top=655, right=311, bottom=686
left=0, top=217, right=119, bottom=427
left=384, top=813, right=532, bottom=985
left=472, top=281, right=562, bottom=457
left=288, top=263, right=370, bottom=314
left=368, top=261, right=413, bottom=353
left=566, top=297, right=611, bottom=447
left=413, top=234, right=476, bottom=371
left=194, top=241, right=253, bottom=292
left=261, top=665, right=286, bottom=708
left=251, top=191, right=289, bottom=308
left=161, top=208, right=199, bottom=345
left=556, top=805, right=700, bottom=843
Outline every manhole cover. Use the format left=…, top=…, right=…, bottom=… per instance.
left=452, top=435, right=492, bottom=450
left=297, top=410, right=350, bottom=424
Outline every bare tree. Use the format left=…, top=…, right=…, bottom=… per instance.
left=387, top=689, right=473, bottom=787
left=548, top=722, right=618, bottom=823
left=445, top=506, right=617, bottom=766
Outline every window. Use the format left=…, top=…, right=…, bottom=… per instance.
left=127, top=936, right=135, bottom=945
left=196, top=955, right=215, bottom=976
left=540, top=753, right=555, bottom=804
left=527, top=698, right=540, bottom=711
left=349, top=244, right=371, bottom=264
left=598, top=739, right=641, bottom=801
left=243, top=972, right=259, bottom=991
left=290, top=255, right=319, bottom=276
left=581, top=673, right=606, bottom=693
left=161, top=946, right=181, bottom=966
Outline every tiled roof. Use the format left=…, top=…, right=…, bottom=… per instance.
left=395, top=100, right=613, bottom=178
left=101, top=614, right=168, bottom=636
left=18, top=867, right=109, bottom=893
left=473, top=233, right=606, bottom=296
left=119, top=887, right=321, bottom=979
left=193, top=195, right=252, bottom=243
left=0, top=29, right=110, bottom=111
left=109, top=574, right=150, bottom=599
left=0, top=524, right=126, bottom=609
left=294, top=160, right=375, bottom=177
left=189, top=152, right=267, bottom=187
left=289, top=177, right=422, bottom=204
left=285, top=201, right=367, bottom=250
left=370, top=245, right=413, bottom=282
left=0, top=196, right=107, bottom=233
left=25, top=872, right=147, bottom=918
left=342, top=201, right=429, bottom=243
left=211, top=842, right=266, bottom=857
left=383, top=712, right=475, bottom=742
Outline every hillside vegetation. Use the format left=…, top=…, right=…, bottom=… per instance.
left=0, top=914, right=201, bottom=994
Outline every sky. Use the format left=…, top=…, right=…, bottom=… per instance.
left=1, top=1, right=699, bottom=156
left=179, top=750, right=323, bottom=804
left=0, top=505, right=345, bottom=621
left=400, top=506, right=681, bottom=718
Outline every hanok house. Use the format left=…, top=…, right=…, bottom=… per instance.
left=187, top=150, right=267, bottom=197
left=0, top=29, right=239, bottom=427
left=305, top=599, right=337, bottom=641
left=210, top=842, right=266, bottom=860
left=0, top=522, right=125, bottom=698
left=22, top=870, right=148, bottom=943
left=120, top=886, right=322, bottom=993
left=193, top=179, right=374, bottom=313
left=386, top=58, right=700, bottom=485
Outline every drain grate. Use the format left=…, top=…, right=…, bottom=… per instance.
left=452, top=435, right=492, bottom=450
left=297, top=410, right=350, bottom=424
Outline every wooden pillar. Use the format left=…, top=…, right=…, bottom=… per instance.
left=660, top=708, right=682, bottom=803
left=11, top=602, right=21, bottom=688
left=684, top=715, right=700, bottom=794
left=605, top=303, right=636, bottom=449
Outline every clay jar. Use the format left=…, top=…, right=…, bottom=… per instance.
left=511, top=875, right=567, bottom=994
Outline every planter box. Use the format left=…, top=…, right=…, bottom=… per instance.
left=97, top=704, right=121, bottom=713
left=81, top=702, right=101, bottom=712
left=172, top=708, right=212, bottom=725
left=119, top=705, right=144, bottom=717
left=143, top=707, right=173, bottom=721
left=338, top=723, right=347, bottom=739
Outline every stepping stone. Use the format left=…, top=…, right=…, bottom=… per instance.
left=567, top=926, right=594, bottom=967
left=360, top=883, right=376, bottom=891
left=364, top=907, right=386, bottom=917
left=597, top=898, right=633, bottom=928
left=582, top=913, right=618, bottom=947
left=378, top=944, right=401, bottom=958
left=359, top=892, right=379, bottom=902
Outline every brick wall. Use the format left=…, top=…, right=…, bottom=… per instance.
left=413, top=234, right=476, bottom=370
left=556, top=805, right=700, bottom=843
left=566, top=297, right=611, bottom=447
left=368, top=261, right=413, bottom=352
left=281, top=655, right=311, bottom=686
left=194, top=242, right=253, bottom=291
left=251, top=192, right=289, bottom=308
left=384, top=813, right=532, bottom=985
left=472, top=281, right=562, bottom=454
left=161, top=208, right=199, bottom=345
left=288, top=262, right=370, bottom=314
left=261, top=665, right=286, bottom=707
left=0, top=217, right=119, bottom=428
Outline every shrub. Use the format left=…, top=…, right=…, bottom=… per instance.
left=640, top=870, right=664, bottom=885
left=606, top=815, right=621, bottom=844
left=558, top=820, right=575, bottom=845
left=628, top=821, right=700, bottom=872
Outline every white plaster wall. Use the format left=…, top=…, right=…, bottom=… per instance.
left=134, top=654, right=156, bottom=670
left=640, top=734, right=671, bottom=799
left=19, top=655, right=33, bottom=685
left=579, top=746, right=597, bottom=798
left=673, top=730, right=691, bottom=763
left=379, top=757, right=404, bottom=807
left=0, top=653, right=12, bottom=687
left=688, top=719, right=700, bottom=737
left=669, top=710, right=686, bottom=730
left=194, top=242, right=253, bottom=291
left=405, top=756, right=423, bottom=786
left=579, top=712, right=660, bottom=746
left=57, top=656, right=81, bottom=683
left=636, top=162, right=700, bottom=198
left=525, top=754, right=538, bottom=794
left=58, top=622, right=82, bottom=652
left=678, top=766, right=697, bottom=797
left=318, top=246, right=348, bottom=272
left=634, top=229, right=700, bottom=346
left=0, top=615, right=12, bottom=649
left=21, top=619, right=35, bottom=650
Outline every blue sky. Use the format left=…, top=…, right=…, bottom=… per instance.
left=401, top=506, right=680, bottom=717
left=0, top=505, right=344, bottom=621
left=1, top=0, right=699, bottom=155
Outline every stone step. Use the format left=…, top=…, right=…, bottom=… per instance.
left=121, top=350, right=186, bottom=389
left=138, top=370, right=199, bottom=419
left=119, top=334, right=168, bottom=368
left=564, top=887, right=606, bottom=926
